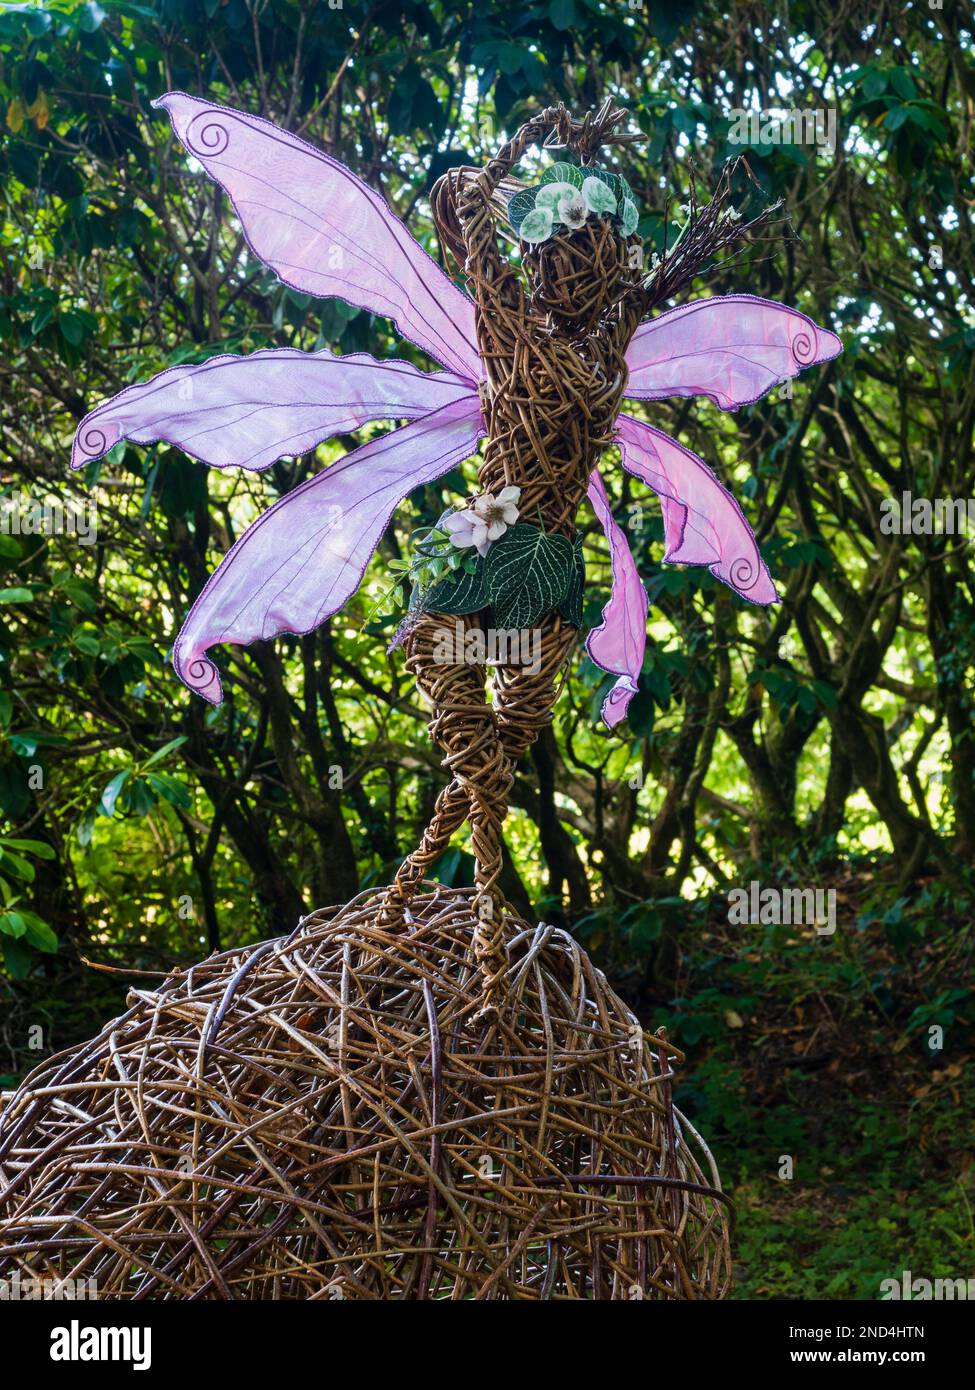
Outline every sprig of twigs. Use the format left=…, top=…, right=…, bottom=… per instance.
left=642, top=156, right=790, bottom=312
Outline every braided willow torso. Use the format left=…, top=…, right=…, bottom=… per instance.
left=384, top=107, right=647, bottom=1017
left=475, top=235, right=639, bottom=537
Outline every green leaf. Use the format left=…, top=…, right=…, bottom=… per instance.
left=812, top=679, right=838, bottom=710
left=0, top=764, right=28, bottom=820
left=59, top=579, right=98, bottom=613
left=79, top=2, right=107, bottom=33
left=23, top=913, right=58, bottom=953
left=889, top=67, right=917, bottom=101
left=422, top=561, right=488, bottom=615
left=628, top=690, right=655, bottom=739
left=495, top=42, right=524, bottom=77
left=0, top=587, right=33, bottom=603
left=76, top=811, right=96, bottom=848
left=485, top=524, right=576, bottom=630
left=2, top=938, right=32, bottom=979
left=548, top=0, right=576, bottom=31
left=506, top=187, right=537, bottom=233
left=59, top=311, right=87, bottom=345
left=861, top=68, right=888, bottom=101
left=0, top=911, right=27, bottom=939
left=99, top=769, right=130, bottom=817
left=143, top=735, right=188, bottom=769
left=0, top=837, right=55, bottom=859
left=0, top=849, right=34, bottom=882
left=540, top=161, right=583, bottom=190
left=146, top=772, right=191, bottom=809
left=558, top=538, right=585, bottom=626
left=124, top=776, right=156, bottom=815
left=124, top=638, right=159, bottom=665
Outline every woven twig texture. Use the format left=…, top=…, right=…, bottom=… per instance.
left=0, top=886, right=732, bottom=1299
left=388, top=105, right=646, bottom=1020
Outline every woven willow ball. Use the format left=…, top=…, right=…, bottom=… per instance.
left=525, top=218, right=628, bottom=332
left=0, top=885, right=732, bottom=1300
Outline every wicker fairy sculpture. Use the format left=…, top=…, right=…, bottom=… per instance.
left=0, top=97, right=840, bottom=1299
left=67, top=94, right=838, bottom=1014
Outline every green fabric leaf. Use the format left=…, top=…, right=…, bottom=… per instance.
left=506, top=186, right=537, bottom=233
left=540, top=161, right=583, bottom=189
left=485, top=524, right=575, bottom=630
left=422, top=560, right=488, bottom=615
left=558, top=537, right=585, bottom=626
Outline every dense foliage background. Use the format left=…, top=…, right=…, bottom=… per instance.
left=1, top=0, right=972, bottom=1297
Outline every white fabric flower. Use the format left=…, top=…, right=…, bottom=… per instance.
left=444, top=486, right=521, bottom=558
left=473, top=485, right=520, bottom=528
left=557, top=191, right=589, bottom=230
left=443, top=508, right=490, bottom=556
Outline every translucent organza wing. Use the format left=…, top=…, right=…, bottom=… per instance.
left=615, top=413, right=778, bottom=605
left=153, top=92, right=481, bottom=381
left=624, top=295, right=841, bottom=410
left=585, top=468, right=648, bottom=729
left=71, top=350, right=475, bottom=471
left=173, top=394, right=484, bottom=703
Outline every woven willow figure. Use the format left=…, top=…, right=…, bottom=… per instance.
left=0, top=96, right=840, bottom=1299
left=381, top=106, right=648, bottom=1016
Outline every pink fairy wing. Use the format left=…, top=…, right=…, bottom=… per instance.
left=615, top=413, right=778, bottom=605
left=585, top=468, right=648, bottom=730
left=71, top=350, right=474, bottom=471
left=174, top=394, right=484, bottom=704
left=624, top=295, right=841, bottom=410
left=152, top=92, right=481, bottom=382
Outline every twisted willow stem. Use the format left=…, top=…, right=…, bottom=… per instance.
left=383, top=612, right=577, bottom=1016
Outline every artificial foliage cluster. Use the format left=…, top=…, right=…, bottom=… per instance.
left=506, top=160, right=640, bottom=242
